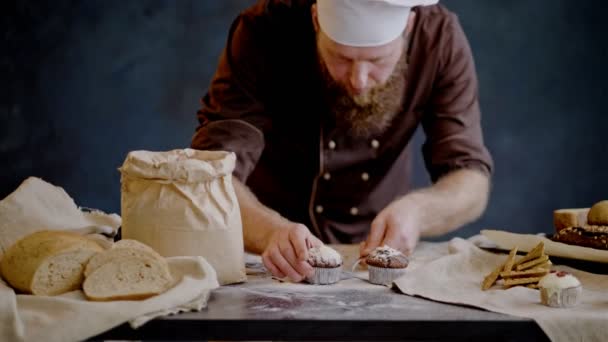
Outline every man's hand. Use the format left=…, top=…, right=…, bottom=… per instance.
left=360, top=197, right=421, bottom=257
left=359, top=169, right=490, bottom=258
left=262, top=223, right=322, bottom=282
left=232, top=178, right=325, bottom=282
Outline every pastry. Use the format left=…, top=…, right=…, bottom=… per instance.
left=539, top=271, right=583, bottom=308
left=365, top=245, right=409, bottom=286
left=305, top=245, right=342, bottom=285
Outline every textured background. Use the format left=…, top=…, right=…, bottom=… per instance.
left=1, top=0, right=607, bottom=239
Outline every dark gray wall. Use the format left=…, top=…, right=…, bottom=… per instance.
left=1, top=0, right=607, bottom=239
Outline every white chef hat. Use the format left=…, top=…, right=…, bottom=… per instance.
left=316, top=0, right=439, bottom=47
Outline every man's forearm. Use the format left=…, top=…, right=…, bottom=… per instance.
left=232, top=178, right=291, bottom=254
left=403, top=169, right=490, bottom=237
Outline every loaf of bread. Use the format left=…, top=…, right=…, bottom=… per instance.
left=553, top=208, right=589, bottom=232
left=83, top=239, right=173, bottom=301
left=83, top=257, right=173, bottom=301
left=587, top=200, right=608, bottom=225
left=84, top=239, right=169, bottom=277
left=552, top=200, right=608, bottom=250
left=0, top=230, right=104, bottom=295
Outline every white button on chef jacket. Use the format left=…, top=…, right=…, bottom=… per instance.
left=361, top=172, right=369, bottom=181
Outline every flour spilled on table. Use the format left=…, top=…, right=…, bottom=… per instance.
left=236, top=246, right=444, bottom=316
left=244, top=249, right=384, bottom=292
left=243, top=241, right=449, bottom=293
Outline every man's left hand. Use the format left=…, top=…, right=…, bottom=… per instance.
left=360, top=197, right=421, bottom=257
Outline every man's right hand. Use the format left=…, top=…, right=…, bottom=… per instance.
left=261, top=223, right=322, bottom=282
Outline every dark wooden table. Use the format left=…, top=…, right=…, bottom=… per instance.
left=91, top=246, right=550, bottom=342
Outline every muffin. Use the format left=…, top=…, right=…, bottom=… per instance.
left=365, top=245, right=409, bottom=286
left=305, top=245, right=342, bottom=285
left=539, top=271, right=583, bottom=308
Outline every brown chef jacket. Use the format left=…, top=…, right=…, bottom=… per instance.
left=191, top=0, right=494, bottom=244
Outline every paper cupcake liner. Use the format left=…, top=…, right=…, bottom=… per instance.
left=368, top=265, right=407, bottom=286
left=540, top=285, right=583, bottom=308
left=306, top=266, right=342, bottom=285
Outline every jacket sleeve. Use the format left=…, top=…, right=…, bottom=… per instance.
left=191, top=12, right=272, bottom=182
left=421, top=13, right=494, bottom=183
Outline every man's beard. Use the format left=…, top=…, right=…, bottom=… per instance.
left=318, top=47, right=407, bottom=138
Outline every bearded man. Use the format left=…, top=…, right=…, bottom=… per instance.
left=192, top=0, right=494, bottom=282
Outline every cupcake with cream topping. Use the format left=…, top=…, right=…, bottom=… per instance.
left=539, top=271, right=582, bottom=308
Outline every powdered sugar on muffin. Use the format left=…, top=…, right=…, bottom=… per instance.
left=366, top=245, right=408, bottom=268
left=305, top=245, right=342, bottom=285
left=307, top=245, right=342, bottom=268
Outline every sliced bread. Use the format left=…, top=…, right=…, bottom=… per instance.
left=84, top=239, right=168, bottom=277
left=83, top=239, right=173, bottom=301
left=83, top=256, right=173, bottom=301
left=553, top=208, right=589, bottom=233
left=0, top=230, right=104, bottom=295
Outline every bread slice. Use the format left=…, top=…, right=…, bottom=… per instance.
left=83, top=257, right=173, bottom=301
left=84, top=239, right=168, bottom=277
left=553, top=208, right=589, bottom=233
left=0, top=230, right=104, bottom=295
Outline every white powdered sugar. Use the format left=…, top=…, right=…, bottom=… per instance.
left=368, top=245, right=403, bottom=261
left=374, top=245, right=401, bottom=256
left=307, top=245, right=342, bottom=267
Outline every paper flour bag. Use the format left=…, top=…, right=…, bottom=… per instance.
left=119, top=148, right=246, bottom=285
